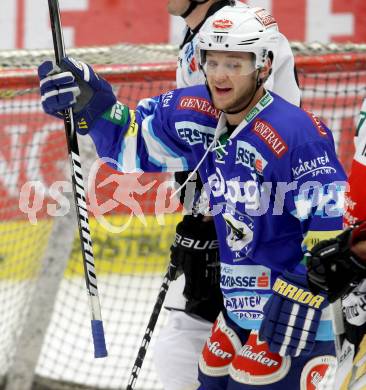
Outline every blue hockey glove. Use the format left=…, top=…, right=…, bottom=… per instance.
left=259, top=270, right=328, bottom=357
left=38, top=57, right=116, bottom=134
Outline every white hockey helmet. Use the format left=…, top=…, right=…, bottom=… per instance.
left=198, top=5, right=280, bottom=70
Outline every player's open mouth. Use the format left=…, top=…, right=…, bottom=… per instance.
left=215, top=87, right=232, bottom=95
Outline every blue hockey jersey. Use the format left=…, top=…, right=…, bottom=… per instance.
left=84, top=85, right=346, bottom=339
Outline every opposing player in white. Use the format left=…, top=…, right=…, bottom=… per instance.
left=153, top=1, right=301, bottom=389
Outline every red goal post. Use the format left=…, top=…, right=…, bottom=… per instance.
left=0, top=42, right=365, bottom=390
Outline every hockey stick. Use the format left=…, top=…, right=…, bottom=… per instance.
left=331, top=298, right=346, bottom=381
left=47, top=0, right=107, bottom=358
left=331, top=299, right=345, bottom=356
left=126, top=262, right=178, bottom=390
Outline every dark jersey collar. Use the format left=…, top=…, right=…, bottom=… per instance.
left=180, top=0, right=234, bottom=49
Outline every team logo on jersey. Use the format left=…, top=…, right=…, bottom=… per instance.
left=236, top=141, right=268, bottom=175
left=223, top=212, right=254, bottom=253
left=212, top=19, right=233, bottom=29
left=178, top=96, right=220, bottom=119
left=254, top=9, right=277, bottom=28
left=251, top=119, right=288, bottom=158
left=305, top=111, right=328, bottom=137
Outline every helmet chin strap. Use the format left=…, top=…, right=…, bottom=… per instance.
left=181, top=0, right=210, bottom=18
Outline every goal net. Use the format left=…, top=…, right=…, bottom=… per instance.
left=0, top=42, right=365, bottom=390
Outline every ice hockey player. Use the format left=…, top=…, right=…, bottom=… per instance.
left=307, top=99, right=366, bottom=389
left=38, top=5, right=345, bottom=389
left=156, top=2, right=301, bottom=389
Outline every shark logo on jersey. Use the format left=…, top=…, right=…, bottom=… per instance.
left=223, top=212, right=254, bottom=255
